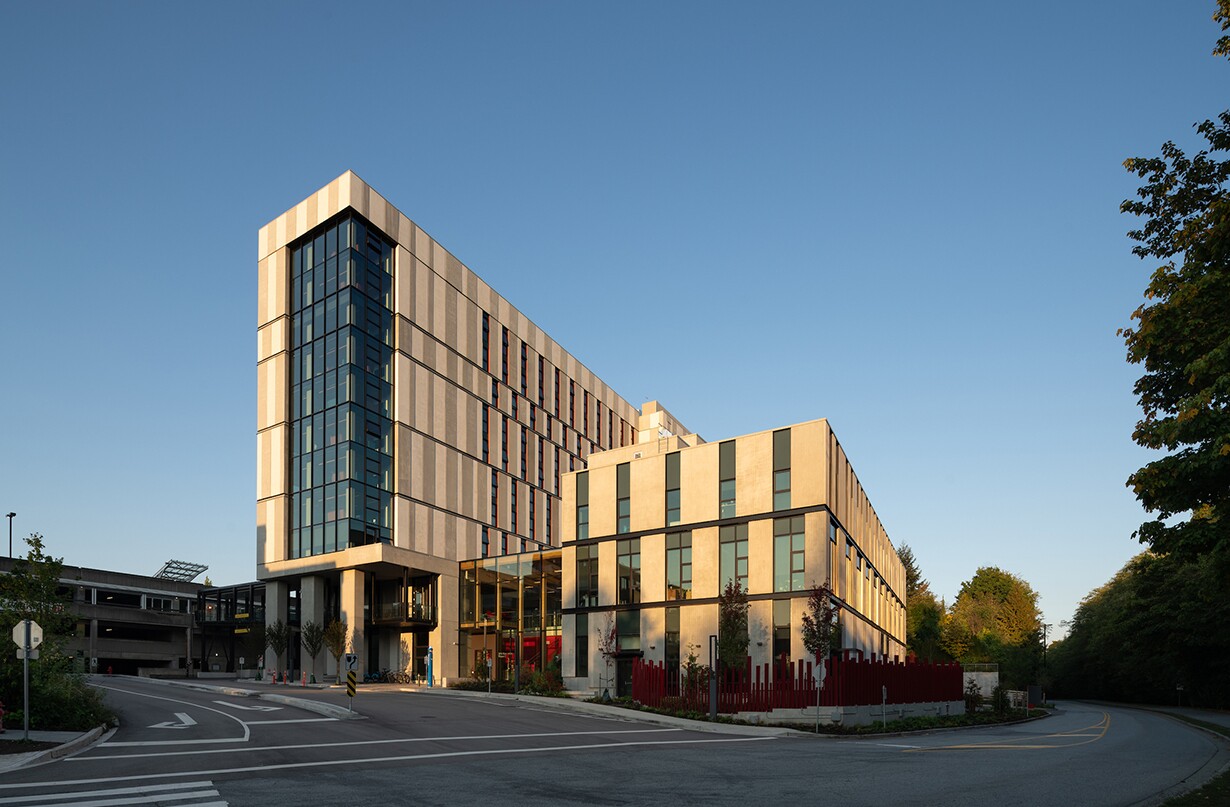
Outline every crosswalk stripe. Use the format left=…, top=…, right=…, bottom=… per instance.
left=0, top=781, right=225, bottom=807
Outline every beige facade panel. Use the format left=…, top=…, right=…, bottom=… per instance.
left=256, top=319, right=286, bottom=365
left=255, top=425, right=287, bottom=501
left=256, top=496, right=286, bottom=568
left=737, top=430, right=773, bottom=516
left=640, top=532, right=666, bottom=603
left=256, top=353, right=287, bottom=433
left=691, top=526, right=719, bottom=600
left=257, top=250, right=288, bottom=329
left=746, top=517, right=774, bottom=595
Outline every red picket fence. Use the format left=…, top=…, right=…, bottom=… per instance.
left=632, top=655, right=962, bottom=714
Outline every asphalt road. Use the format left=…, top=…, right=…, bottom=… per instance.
left=0, top=680, right=1223, bottom=806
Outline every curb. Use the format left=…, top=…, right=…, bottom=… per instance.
left=0, top=724, right=110, bottom=772
left=103, top=675, right=361, bottom=721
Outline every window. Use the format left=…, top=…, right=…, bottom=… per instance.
left=576, top=613, right=589, bottom=677
left=520, top=343, right=528, bottom=396
left=719, top=524, right=748, bottom=591
left=501, top=326, right=509, bottom=384
left=616, top=463, right=631, bottom=534
left=481, top=526, right=489, bottom=557
left=482, top=405, right=489, bottom=462
left=617, top=538, right=640, bottom=604
left=665, top=606, right=680, bottom=679
left=665, top=452, right=681, bottom=527
left=576, top=544, right=599, bottom=607
left=773, top=429, right=791, bottom=510
left=829, top=518, right=838, bottom=544
left=773, top=515, right=805, bottom=592
left=617, top=610, right=640, bottom=651
left=481, top=312, right=490, bottom=372
left=665, top=532, right=692, bottom=600
left=576, top=472, right=589, bottom=540
left=719, top=440, right=736, bottom=518
left=773, top=599, right=791, bottom=661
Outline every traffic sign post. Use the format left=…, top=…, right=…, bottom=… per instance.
left=12, top=620, right=42, bottom=742
left=346, top=670, right=356, bottom=712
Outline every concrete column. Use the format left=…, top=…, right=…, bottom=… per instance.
left=341, top=569, right=365, bottom=676
left=265, top=579, right=288, bottom=672
left=300, top=575, right=327, bottom=681
left=432, top=571, right=458, bottom=685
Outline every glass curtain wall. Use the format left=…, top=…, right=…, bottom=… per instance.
left=288, top=213, right=395, bottom=558
left=458, top=550, right=562, bottom=682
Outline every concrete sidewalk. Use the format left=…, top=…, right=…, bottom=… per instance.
left=0, top=726, right=108, bottom=774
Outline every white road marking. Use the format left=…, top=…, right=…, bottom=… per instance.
left=242, top=718, right=336, bottom=725
left=0, top=781, right=212, bottom=803
left=90, top=684, right=249, bottom=747
left=74, top=727, right=683, bottom=760
left=0, top=780, right=225, bottom=806
left=211, top=701, right=280, bottom=712
left=34, top=735, right=773, bottom=787
left=148, top=713, right=197, bottom=730
left=875, top=743, right=921, bottom=749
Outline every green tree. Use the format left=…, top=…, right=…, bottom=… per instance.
left=0, top=535, right=112, bottom=730
left=941, top=567, right=1042, bottom=688
left=1119, top=1, right=1230, bottom=562
left=1048, top=545, right=1230, bottom=707
left=896, top=544, right=948, bottom=661
left=800, top=581, right=840, bottom=669
left=896, top=543, right=926, bottom=600
left=323, top=618, right=349, bottom=681
left=266, top=619, right=292, bottom=678
left=716, top=580, right=749, bottom=669
left=300, top=620, right=325, bottom=683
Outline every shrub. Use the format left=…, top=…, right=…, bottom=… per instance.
left=963, top=679, right=983, bottom=713
left=991, top=685, right=1010, bottom=716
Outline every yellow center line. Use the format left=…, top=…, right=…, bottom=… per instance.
left=905, top=712, right=1110, bottom=753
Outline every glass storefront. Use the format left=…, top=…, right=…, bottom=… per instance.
left=458, top=550, right=562, bottom=683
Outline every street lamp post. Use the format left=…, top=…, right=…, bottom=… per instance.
left=5, top=513, right=14, bottom=558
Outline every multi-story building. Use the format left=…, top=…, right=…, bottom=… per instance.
left=256, top=172, right=647, bottom=679
left=0, top=558, right=202, bottom=676
left=559, top=413, right=906, bottom=695
left=257, top=172, right=905, bottom=685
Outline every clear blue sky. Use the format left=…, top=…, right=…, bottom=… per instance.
left=1, top=2, right=1224, bottom=636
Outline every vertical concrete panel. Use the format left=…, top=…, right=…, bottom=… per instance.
left=630, top=454, right=664, bottom=534
left=748, top=600, right=773, bottom=666
left=739, top=431, right=772, bottom=515
left=747, top=518, right=773, bottom=595
left=680, top=442, right=717, bottom=524
left=641, top=533, right=665, bottom=603
left=341, top=569, right=365, bottom=676
left=692, top=526, right=718, bottom=600
left=794, top=422, right=824, bottom=508
left=264, top=580, right=288, bottom=671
